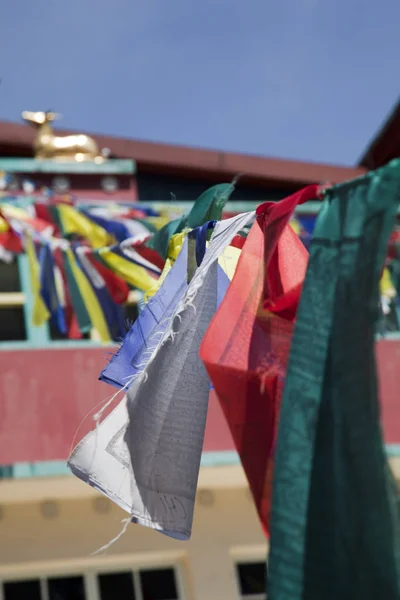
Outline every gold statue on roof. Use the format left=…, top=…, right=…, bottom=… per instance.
left=22, top=111, right=109, bottom=163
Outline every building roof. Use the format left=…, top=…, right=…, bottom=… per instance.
left=359, top=99, right=400, bottom=169
left=0, top=119, right=365, bottom=191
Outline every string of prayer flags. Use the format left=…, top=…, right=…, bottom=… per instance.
left=69, top=211, right=254, bottom=540
left=64, top=162, right=400, bottom=600
left=0, top=181, right=261, bottom=343
left=0, top=185, right=233, bottom=340
left=100, top=225, right=241, bottom=390
left=146, top=183, right=235, bottom=259
left=2, top=177, right=399, bottom=348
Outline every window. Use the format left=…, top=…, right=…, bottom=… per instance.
left=98, top=571, right=134, bottom=600
left=0, top=254, right=140, bottom=346
left=236, top=561, right=267, bottom=599
left=139, top=568, right=178, bottom=600
left=2, top=566, right=181, bottom=600
left=3, top=579, right=41, bottom=600
left=124, top=299, right=139, bottom=327
left=48, top=575, right=86, bottom=600
left=137, top=172, right=289, bottom=202
left=0, top=260, right=26, bottom=341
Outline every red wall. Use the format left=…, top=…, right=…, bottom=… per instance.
left=376, top=338, right=400, bottom=445
left=0, top=340, right=398, bottom=465
left=0, top=346, right=234, bottom=465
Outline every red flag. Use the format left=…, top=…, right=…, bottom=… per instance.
left=200, top=185, right=318, bottom=534
left=0, top=230, right=23, bottom=253
left=52, top=248, right=83, bottom=340
left=86, top=254, right=130, bottom=304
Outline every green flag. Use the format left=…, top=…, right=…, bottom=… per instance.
left=61, top=249, right=92, bottom=334
left=186, top=183, right=234, bottom=227
left=146, top=183, right=235, bottom=259
left=269, top=159, right=400, bottom=600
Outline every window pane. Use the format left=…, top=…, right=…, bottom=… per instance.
left=4, top=579, right=41, bottom=600
left=137, top=172, right=287, bottom=202
left=124, top=302, right=138, bottom=327
left=98, top=572, right=135, bottom=600
left=139, top=568, right=178, bottom=600
left=237, top=562, right=266, bottom=596
left=0, top=262, right=21, bottom=293
left=48, top=576, right=86, bottom=600
left=0, top=308, right=26, bottom=341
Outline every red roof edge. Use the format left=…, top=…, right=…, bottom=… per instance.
left=0, top=119, right=366, bottom=188
left=358, top=99, right=400, bottom=169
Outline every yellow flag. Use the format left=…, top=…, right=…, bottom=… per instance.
left=380, top=266, right=396, bottom=299
left=144, top=258, right=173, bottom=303
left=65, top=249, right=111, bottom=343
left=145, top=233, right=242, bottom=304
left=0, top=216, right=8, bottom=233
left=168, top=230, right=188, bottom=262
left=25, top=233, right=50, bottom=326
left=290, top=217, right=301, bottom=236
left=58, top=205, right=111, bottom=248
left=218, top=244, right=241, bottom=280
left=99, top=249, right=156, bottom=292
left=147, top=216, right=170, bottom=230
left=2, top=204, right=31, bottom=222
left=144, top=231, right=188, bottom=302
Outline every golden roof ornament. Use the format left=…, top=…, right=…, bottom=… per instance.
left=22, top=111, right=109, bottom=164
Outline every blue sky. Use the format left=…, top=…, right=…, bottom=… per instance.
left=1, top=0, right=399, bottom=166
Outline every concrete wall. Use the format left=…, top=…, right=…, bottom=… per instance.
left=0, top=466, right=267, bottom=600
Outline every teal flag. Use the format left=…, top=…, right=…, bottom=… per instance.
left=146, top=183, right=235, bottom=258
left=269, top=159, right=400, bottom=600
left=61, top=249, right=92, bottom=334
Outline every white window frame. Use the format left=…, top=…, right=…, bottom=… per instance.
left=0, top=552, right=187, bottom=600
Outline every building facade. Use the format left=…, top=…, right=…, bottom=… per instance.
left=0, top=103, right=399, bottom=600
